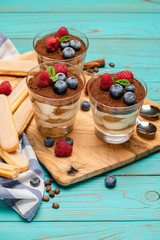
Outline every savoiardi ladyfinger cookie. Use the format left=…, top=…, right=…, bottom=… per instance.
left=0, top=162, right=20, bottom=179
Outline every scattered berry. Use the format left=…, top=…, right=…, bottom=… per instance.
left=123, top=92, right=136, bottom=105
left=100, top=73, right=113, bottom=91
left=55, top=139, right=72, bottom=157
left=55, top=27, right=69, bottom=38
left=64, top=137, right=73, bottom=146
left=56, top=73, right=66, bottom=81
left=105, top=175, right=117, bottom=188
left=54, top=62, right=68, bottom=76
left=125, top=84, right=135, bottom=93
left=85, top=81, right=89, bottom=95
left=0, top=81, right=12, bottom=95
left=81, top=101, right=91, bottom=111
left=46, top=36, right=60, bottom=52
left=66, top=77, right=78, bottom=89
left=69, top=40, right=81, bottom=51
left=60, top=41, right=70, bottom=49
left=44, top=136, right=55, bottom=147
left=110, top=84, right=124, bottom=99
left=63, top=47, right=75, bottom=59
left=114, top=70, right=133, bottom=84
left=38, top=71, right=51, bottom=87
left=30, top=176, right=40, bottom=187
left=54, top=80, right=68, bottom=95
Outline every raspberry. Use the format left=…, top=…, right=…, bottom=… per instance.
left=38, top=71, right=51, bottom=87
left=55, top=27, right=69, bottom=38
left=46, top=36, right=60, bottom=52
left=85, top=81, right=89, bottom=95
left=54, top=62, right=68, bottom=76
left=0, top=81, right=12, bottom=95
left=55, top=139, right=72, bottom=157
left=100, top=73, right=113, bottom=91
left=114, top=70, right=133, bottom=84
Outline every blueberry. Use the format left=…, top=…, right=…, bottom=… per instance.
left=60, top=41, right=70, bottom=49
left=110, top=84, right=124, bottom=99
left=44, top=136, right=55, bottom=147
left=69, top=40, right=81, bottom=51
left=30, top=176, right=40, bottom=187
left=56, top=73, right=66, bottom=81
left=105, top=175, right=117, bottom=188
left=123, top=92, right=136, bottom=105
left=64, top=137, right=73, bottom=146
left=54, top=80, right=67, bottom=94
left=63, top=47, right=75, bottom=59
left=81, top=101, right=91, bottom=111
left=125, top=84, right=135, bottom=93
left=66, top=77, right=78, bottom=89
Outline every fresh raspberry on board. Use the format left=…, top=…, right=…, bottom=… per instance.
left=38, top=70, right=51, bottom=87
left=54, top=62, right=68, bottom=76
left=85, top=81, right=89, bottom=95
left=46, top=36, right=60, bottom=52
left=55, top=139, right=72, bottom=157
left=100, top=73, right=113, bottom=91
left=55, top=27, right=69, bottom=38
left=0, top=81, right=12, bottom=95
left=114, top=70, right=133, bottom=84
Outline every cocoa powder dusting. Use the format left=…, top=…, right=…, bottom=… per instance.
left=35, top=34, right=87, bottom=60
left=89, top=75, right=146, bottom=107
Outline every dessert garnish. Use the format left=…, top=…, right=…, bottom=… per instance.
left=64, top=137, right=73, bottom=146
left=69, top=39, right=81, bottom=51
left=46, top=66, right=58, bottom=82
left=66, top=76, right=78, bottom=89
left=110, top=84, right=124, bottom=99
left=62, top=47, right=75, bottom=59
left=46, top=36, right=60, bottom=52
left=38, top=70, right=51, bottom=87
left=105, top=175, right=117, bottom=188
left=123, top=92, right=136, bottom=105
left=55, top=27, right=69, bottom=38
left=55, top=139, right=72, bottom=157
left=56, top=72, right=66, bottom=81
left=60, top=41, right=70, bottom=49
left=0, top=81, right=12, bottom=95
left=100, top=73, right=114, bottom=91
left=54, top=62, right=68, bottom=75
left=54, top=80, right=68, bottom=95
left=44, top=136, right=55, bottom=147
left=81, top=101, right=91, bottom=111
left=114, top=70, right=133, bottom=84
left=125, top=84, right=135, bottom=92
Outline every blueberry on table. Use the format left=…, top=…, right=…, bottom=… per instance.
left=56, top=73, right=66, bottom=81
left=123, top=92, right=136, bottom=105
left=44, top=136, right=55, bottom=147
left=30, top=176, right=40, bottom=187
left=54, top=80, right=67, bottom=94
left=64, top=137, right=73, bottom=146
left=105, top=175, right=117, bottom=188
left=81, top=101, right=91, bottom=111
left=63, top=47, right=75, bottom=59
left=125, top=84, right=135, bottom=93
left=110, top=84, right=124, bottom=99
left=60, top=41, right=70, bottom=49
left=66, top=77, right=78, bottom=89
left=69, top=40, right=81, bottom=51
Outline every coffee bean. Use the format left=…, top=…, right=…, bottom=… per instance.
left=49, top=190, right=55, bottom=197
left=89, top=68, right=94, bottom=73
left=52, top=202, right=59, bottom=209
left=55, top=188, right=60, bottom=194
left=109, top=62, right=115, bottom=67
left=86, top=68, right=90, bottom=72
left=46, top=185, right=51, bottom=192
left=94, top=67, right=99, bottom=72
left=50, top=178, right=54, bottom=183
left=44, top=180, right=51, bottom=186
left=42, top=195, right=49, bottom=201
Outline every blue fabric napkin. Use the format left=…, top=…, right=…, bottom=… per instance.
left=0, top=33, right=44, bottom=222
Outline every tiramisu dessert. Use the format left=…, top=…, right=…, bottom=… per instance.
left=33, top=27, right=89, bottom=69
left=88, top=70, right=147, bottom=144
left=26, top=61, right=85, bottom=137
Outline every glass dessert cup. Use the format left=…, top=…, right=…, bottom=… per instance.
left=88, top=69, right=147, bottom=144
left=26, top=61, right=85, bottom=137
left=33, top=27, right=89, bottom=71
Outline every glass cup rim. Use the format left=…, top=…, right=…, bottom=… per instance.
left=26, top=60, right=86, bottom=101
left=88, top=68, right=148, bottom=110
left=33, top=27, right=89, bottom=61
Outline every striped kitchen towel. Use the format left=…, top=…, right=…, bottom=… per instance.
left=0, top=33, right=44, bottom=222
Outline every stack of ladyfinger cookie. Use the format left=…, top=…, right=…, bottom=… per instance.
left=0, top=77, right=34, bottom=179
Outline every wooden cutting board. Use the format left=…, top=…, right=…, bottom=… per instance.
left=2, top=52, right=160, bottom=186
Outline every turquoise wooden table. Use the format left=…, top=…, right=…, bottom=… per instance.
left=0, top=0, right=160, bottom=239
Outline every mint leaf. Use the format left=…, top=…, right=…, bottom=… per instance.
left=50, top=76, right=58, bottom=83
left=113, top=77, right=117, bottom=84
left=116, top=79, right=130, bottom=87
left=57, top=36, right=71, bottom=43
left=46, top=66, right=55, bottom=77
